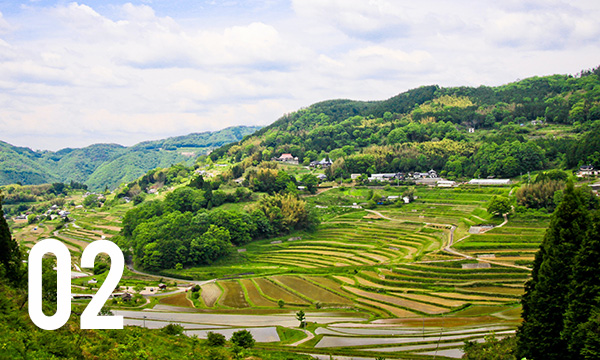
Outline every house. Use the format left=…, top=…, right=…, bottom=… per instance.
left=368, top=173, right=401, bottom=182
left=158, top=283, right=167, bottom=290
left=274, top=153, right=299, bottom=164
left=350, top=174, right=361, bottom=180
left=316, top=174, right=327, bottom=181
left=309, top=158, right=332, bottom=168
left=468, top=128, right=475, bottom=133
left=468, top=179, right=511, bottom=186
left=578, top=165, right=599, bottom=177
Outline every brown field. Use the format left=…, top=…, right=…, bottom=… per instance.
left=218, top=280, right=249, bottom=308
left=305, top=276, right=348, bottom=294
left=343, top=286, right=448, bottom=314
left=466, top=286, right=525, bottom=296
left=356, top=298, right=418, bottom=318
left=240, top=279, right=276, bottom=307
left=159, top=292, right=193, bottom=308
left=253, top=278, right=310, bottom=305
left=395, top=293, right=467, bottom=308
left=332, top=276, right=356, bottom=285
left=201, top=282, right=222, bottom=307
left=432, top=292, right=510, bottom=303
left=272, top=276, right=353, bottom=304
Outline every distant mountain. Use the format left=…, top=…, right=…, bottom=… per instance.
left=0, top=126, right=261, bottom=190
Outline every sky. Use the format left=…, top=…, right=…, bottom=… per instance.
left=0, top=0, right=599, bottom=151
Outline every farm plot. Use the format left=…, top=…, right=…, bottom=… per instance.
left=240, top=279, right=276, bottom=307
left=271, top=276, right=353, bottom=304
left=159, top=292, right=193, bottom=308
left=344, top=286, right=449, bottom=314
left=200, top=282, right=222, bottom=307
left=259, top=221, right=441, bottom=269
left=218, top=280, right=249, bottom=308
left=252, top=278, right=310, bottom=305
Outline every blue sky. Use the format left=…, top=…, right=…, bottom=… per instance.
left=0, top=0, right=599, bottom=150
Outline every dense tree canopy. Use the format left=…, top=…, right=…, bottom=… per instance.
left=517, top=183, right=600, bottom=360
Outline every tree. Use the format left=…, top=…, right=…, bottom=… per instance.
left=296, top=310, right=306, bottom=328
left=278, top=299, right=285, bottom=308
left=517, top=182, right=592, bottom=360
left=562, top=209, right=600, bottom=357
left=0, top=196, right=23, bottom=284
left=487, top=196, right=511, bottom=216
left=230, top=330, right=254, bottom=349
left=300, top=174, right=319, bottom=194
left=83, top=194, right=99, bottom=208
left=206, top=331, right=226, bottom=347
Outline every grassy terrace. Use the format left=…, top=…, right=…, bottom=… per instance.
left=14, top=184, right=547, bottom=359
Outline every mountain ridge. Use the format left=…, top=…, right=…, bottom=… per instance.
left=0, top=125, right=262, bottom=190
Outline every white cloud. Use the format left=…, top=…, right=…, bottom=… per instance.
left=0, top=1, right=599, bottom=150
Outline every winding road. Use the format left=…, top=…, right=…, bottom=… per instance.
left=365, top=209, right=530, bottom=271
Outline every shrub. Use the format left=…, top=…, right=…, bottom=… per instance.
left=207, top=331, right=226, bottom=347
left=161, top=323, right=184, bottom=335
left=230, top=330, right=255, bottom=349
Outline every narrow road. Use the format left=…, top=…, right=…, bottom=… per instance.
left=365, top=209, right=530, bottom=271
left=126, top=264, right=212, bottom=286
left=290, top=330, right=315, bottom=346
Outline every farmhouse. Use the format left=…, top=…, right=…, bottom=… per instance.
left=274, top=153, right=299, bottom=164
left=578, top=165, right=599, bottom=177
left=468, top=179, right=511, bottom=185
left=309, top=158, right=332, bottom=168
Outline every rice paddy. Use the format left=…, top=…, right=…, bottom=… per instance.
left=17, top=184, right=547, bottom=359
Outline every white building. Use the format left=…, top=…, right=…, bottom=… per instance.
left=468, top=179, right=511, bottom=185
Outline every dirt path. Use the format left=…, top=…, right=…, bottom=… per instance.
left=125, top=264, right=213, bottom=286
left=290, top=329, right=315, bottom=346
left=366, top=210, right=530, bottom=271
left=444, top=214, right=529, bottom=271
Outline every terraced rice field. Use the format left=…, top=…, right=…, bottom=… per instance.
left=252, top=278, right=310, bottom=305
left=271, top=276, right=353, bottom=304
left=218, top=280, right=249, bottom=308
left=113, top=186, right=547, bottom=359
left=240, top=279, right=276, bottom=307
left=200, top=282, right=222, bottom=307
left=257, top=219, right=443, bottom=269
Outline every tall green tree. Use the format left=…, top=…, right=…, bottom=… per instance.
left=517, top=182, right=590, bottom=360
left=562, top=209, right=600, bottom=358
left=0, top=193, right=24, bottom=284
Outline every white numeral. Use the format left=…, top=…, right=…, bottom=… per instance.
left=80, top=240, right=124, bottom=329
left=28, top=239, right=72, bottom=330
left=28, top=238, right=124, bottom=330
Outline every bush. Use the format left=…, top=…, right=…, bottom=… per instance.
left=206, top=331, right=226, bottom=347
left=230, top=330, right=255, bottom=349
left=161, top=323, right=184, bottom=335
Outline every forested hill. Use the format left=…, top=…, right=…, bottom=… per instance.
left=210, top=66, right=600, bottom=179
left=0, top=126, right=261, bottom=190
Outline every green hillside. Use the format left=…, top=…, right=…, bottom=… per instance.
left=210, top=68, right=600, bottom=178
left=0, top=126, right=261, bottom=190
